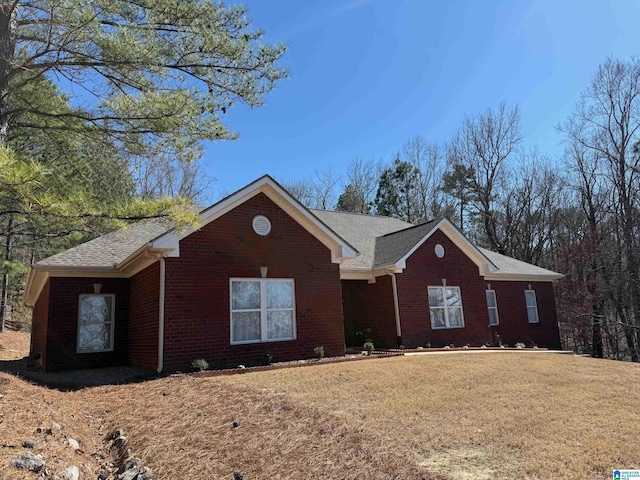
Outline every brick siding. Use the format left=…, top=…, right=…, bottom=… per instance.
left=162, top=193, right=345, bottom=371
left=129, top=262, right=160, bottom=369
left=43, top=277, right=129, bottom=371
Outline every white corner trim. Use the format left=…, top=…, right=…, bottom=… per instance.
left=158, top=256, right=166, bottom=373
left=388, top=272, right=402, bottom=338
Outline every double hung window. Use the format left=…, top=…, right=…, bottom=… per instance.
left=486, top=290, right=499, bottom=326
left=525, top=290, right=539, bottom=323
left=230, top=279, right=296, bottom=344
left=428, top=286, right=464, bottom=329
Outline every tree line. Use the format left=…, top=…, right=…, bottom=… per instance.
left=285, top=57, right=640, bottom=362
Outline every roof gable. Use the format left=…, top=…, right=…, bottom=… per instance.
left=151, top=175, right=358, bottom=263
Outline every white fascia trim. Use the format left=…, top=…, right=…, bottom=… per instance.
left=148, top=176, right=357, bottom=263
left=23, top=268, right=49, bottom=307
left=340, top=266, right=403, bottom=280
left=483, top=273, right=564, bottom=282
left=394, top=218, right=497, bottom=275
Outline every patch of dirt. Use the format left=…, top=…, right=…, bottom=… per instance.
left=419, top=447, right=497, bottom=480
left=0, top=330, right=30, bottom=361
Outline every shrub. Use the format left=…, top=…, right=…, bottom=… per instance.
left=314, top=346, right=325, bottom=359
left=265, top=352, right=274, bottom=365
left=363, top=342, right=374, bottom=355
left=190, top=358, right=209, bottom=371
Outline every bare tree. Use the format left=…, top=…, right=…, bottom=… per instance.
left=402, top=136, right=449, bottom=220
left=448, top=102, right=523, bottom=252
left=559, top=56, right=640, bottom=361
left=282, top=167, right=342, bottom=210
left=133, top=155, right=214, bottom=204
left=336, top=158, right=382, bottom=214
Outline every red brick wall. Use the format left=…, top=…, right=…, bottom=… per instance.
left=44, top=277, right=129, bottom=371
left=341, top=277, right=397, bottom=348
left=30, top=279, right=50, bottom=368
left=395, top=230, right=493, bottom=348
left=489, top=280, right=561, bottom=349
left=129, top=262, right=160, bottom=369
left=162, top=193, right=345, bottom=371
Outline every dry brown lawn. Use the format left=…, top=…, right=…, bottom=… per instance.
left=0, top=330, right=29, bottom=361
left=1, top=335, right=639, bottom=479
left=218, top=353, right=640, bottom=479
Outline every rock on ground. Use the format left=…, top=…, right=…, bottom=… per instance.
left=10, top=452, right=45, bottom=472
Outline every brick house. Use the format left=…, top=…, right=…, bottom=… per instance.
left=23, top=176, right=563, bottom=372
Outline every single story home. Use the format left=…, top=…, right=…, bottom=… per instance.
left=23, top=175, right=563, bottom=372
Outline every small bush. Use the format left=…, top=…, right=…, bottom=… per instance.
left=449, top=343, right=455, bottom=349
left=314, top=346, right=325, bottom=359
left=425, top=342, right=431, bottom=348
left=265, top=352, right=274, bottom=365
left=363, top=342, right=374, bottom=355
left=190, top=358, right=209, bottom=371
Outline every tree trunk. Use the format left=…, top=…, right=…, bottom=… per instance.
left=0, top=2, right=17, bottom=146
left=0, top=215, right=14, bottom=332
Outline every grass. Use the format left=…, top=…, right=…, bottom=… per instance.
left=218, top=353, right=640, bottom=479
left=1, top=330, right=639, bottom=479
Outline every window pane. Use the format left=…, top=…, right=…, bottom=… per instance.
left=232, top=311, right=261, bottom=342
left=78, top=323, right=111, bottom=352
left=527, top=307, right=539, bottom=323
left=428, top=287, right=444, bottom=307
left=525, top=291, right=536, bottom=307
left=445, top=288, right=461, bottom=307
left=448, top=307, right=463, bottom=327
left=267, top=281, right=293, bottom=309
left=486, top=290, right=496, bottom=308
left=430, top=308, right=445, bottom=328
left=488, top=308, right=499, bottom=326
left=267, top=310, right=294, bottom=340
left=79, top=296, right=110, bottom=325
left=232, top=281, right=261, bottom=310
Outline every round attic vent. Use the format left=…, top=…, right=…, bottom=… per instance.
left=252, top=215, right=272, bottom=236
left=434, top=244, right=445, bottom=258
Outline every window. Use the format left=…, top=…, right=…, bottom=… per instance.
left=428, top=286, right=464, bottom=329
left=486, top=290, right=499, bottom=326
left=77, top=294, right=115, bottom=353
left=525, top=290, right=539, bottom=323
left=230, top=279, right=296, bottom=344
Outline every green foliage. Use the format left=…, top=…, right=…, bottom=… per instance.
left=190, top=358, right=209, bottom=371
left=373, top=156, right=422, bottom=222
left=3, top=0, right=288, bottom=163
left=336, top=184, right=370, bottom=214
left=363, top=342, right=374, bottom=355
left=314, top=346, right=325, bottom=359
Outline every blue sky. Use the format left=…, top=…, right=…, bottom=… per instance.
left=203, top=0, right=640, bottom=199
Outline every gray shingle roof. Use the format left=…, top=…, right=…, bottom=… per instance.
left=35, top=218, right=172, bottom=268
left=311, top=210, right=413, bottom=269
left=479, top=248, right=561, bottom=278
left=34, top=203, right=560, bottom=280
left=373, top=220, right=440, bottom=268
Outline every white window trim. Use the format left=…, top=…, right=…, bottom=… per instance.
left=428, top=286, right=465, bottom=329
left=525, top=289, right=539, bottom=324
left=229, top=278, right=297, bottom=345
left=486, top=289, right=499, bottom=326
left=76, top=294, right=116, bottom=354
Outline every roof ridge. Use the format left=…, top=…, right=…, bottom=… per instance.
left=311, top=209, right=412, bottom=221
left=379, top=218, right=440, bottom=237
